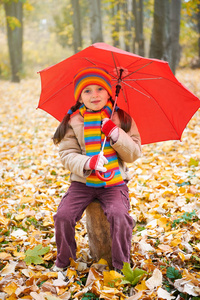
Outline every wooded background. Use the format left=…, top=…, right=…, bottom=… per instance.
left=0, top=0, right=200, bottom=83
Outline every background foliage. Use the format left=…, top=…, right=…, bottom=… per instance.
left=0, top=0, right=199, bottom=81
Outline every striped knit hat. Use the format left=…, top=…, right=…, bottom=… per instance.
left=73, top=67, right=112, bottom=102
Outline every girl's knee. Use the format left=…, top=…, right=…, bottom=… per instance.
left=108, top=207, right=127, bottom=221
left=53, top=209, right=73, bottom=224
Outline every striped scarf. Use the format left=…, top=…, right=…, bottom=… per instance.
left=79, top=100, right=124, bottom=188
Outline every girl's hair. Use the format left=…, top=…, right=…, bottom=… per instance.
left=53, top=100, right=82, bottom=145
left=52, top=98, right=132, bottom=145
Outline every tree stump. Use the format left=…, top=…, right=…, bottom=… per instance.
left=86, top=200, right=112, bottom=268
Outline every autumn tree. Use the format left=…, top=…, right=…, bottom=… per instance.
left=198, top=2, right=200, bottom=60
left=149, top=0, right=170, bottom=61
left=122, top=0, right=131, bottom=52
left=184, top=0, right=200, bottom=66
left=111, top=1, right=120, bottom=47
left=169, top=0, right=181, bottom=74
left=102, top=0, right=121, bottom=48
left=89, top=0, right=103, bottom=43
left=53, top=0, right=89, bottom=52
left=2, top=0, right=23, bottom=82
left=150, top=0, right=181, bottom=74
left=53, top=3, right=74, bottom=49
left=132, top=0, right=144, bottom=56
left=71, top=0, right=82, bottom=53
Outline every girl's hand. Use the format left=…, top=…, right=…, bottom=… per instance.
left=102, top=118, right=119, bottom=142
left=84, top=154, right=108, bottom=172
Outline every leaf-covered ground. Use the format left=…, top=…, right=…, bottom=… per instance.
left=0, top=69, right=200, bottom=300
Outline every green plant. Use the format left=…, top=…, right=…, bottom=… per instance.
left=121, top=262, right=147, bottom=286
left=24, top=244, right=50, bottom=265
left=137, top=225, right=146, bottom=232
left=166, top=267, right=182, bottom=281
left=82, top=292, right=99, bottom=300
left=172, top=210, right=198, bottom=228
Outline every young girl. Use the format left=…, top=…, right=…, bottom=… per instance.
left=52, top=67, right=141, bottom=271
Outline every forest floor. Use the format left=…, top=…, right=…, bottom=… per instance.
left=0, top=69, right=200, bottom=300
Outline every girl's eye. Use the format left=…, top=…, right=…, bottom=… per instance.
left=98, top=87, right=104, bottom=91
left=84, top=89, right=90, bottom=93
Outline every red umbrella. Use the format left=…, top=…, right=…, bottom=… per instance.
left=38, top=42, right=200, bottom=145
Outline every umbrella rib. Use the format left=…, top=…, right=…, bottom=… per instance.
left=134, top=80, right=181, bottom=139
left=83, top=57, right=99, bottom=65
left=123, top=62, right=154, bottom=79
left=38, top=82, right=73, bottom=107
left=82, top=57, right=115, bottom=72
left=121, top=87, right=130, bottom=109
left=121, top=81, right=151, bottom=98
left=126, top=77, right=163, bottom=81
left=114, top=77, right=163, bottom=82
left=111, top=52, right=120, bottom=79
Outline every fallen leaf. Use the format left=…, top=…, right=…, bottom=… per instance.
left=145, top=269, right=162, bottom=290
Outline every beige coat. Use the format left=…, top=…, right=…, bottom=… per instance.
left=59, top=111, right=142, bottom=184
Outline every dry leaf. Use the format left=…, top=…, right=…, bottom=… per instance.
left=157, top=287, right=175, bottom=300
left=145, top=269, right=162, bottom=290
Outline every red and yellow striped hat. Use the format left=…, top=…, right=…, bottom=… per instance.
left=73, top=67, right=112, bottom=102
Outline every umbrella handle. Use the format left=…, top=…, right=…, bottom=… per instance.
left=95, top=170, right=115, bottom=181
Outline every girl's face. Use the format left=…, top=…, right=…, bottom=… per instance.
left=80, top=85, right=110, bottom=111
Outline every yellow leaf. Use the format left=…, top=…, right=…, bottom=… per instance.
left=23, top=2, right=34, bottom=11
left=44, top=272, right=58, bottom=278
left=171, top=238, right=182, bottom=247
left=178, top=252, right=185, bottom=262
left=43, top=252, right=54, bottom=261
left=0, top=215, right=9, bottom=226
left=157, top=217, right=171, bottom=230
left=66, top=268, right=77, bottom=279
left=162, top=190, right=175, bottom=198
left=19, top=197, right=34, bottom=204
left=103, top=270, right=123, bottom=287
left=13, top=251, right=25, bottom=259
left=179, top=186, right=186, bottom=193
left=6, top=295, right=18, bottom=300
left=15, top=213, right=26, bottom=221
left=165, top=229, right=180, bottom=237
left=135, top=280, right=147, bottom=291
left=97, top=258, right=109, bottom=266
left=3, top=282, right=18, bottom=295
left=0, top=236, right=4, bottom=243
left=43, top=220, right=52, bottom=227
left=184, top=193, right=194, bottom=199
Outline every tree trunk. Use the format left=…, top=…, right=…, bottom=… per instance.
left=71, top=0, right=82, bottom=53
left=132, top=0, right=144, bottom=56
left=123, top=1, right=132, bottom=52
left=111, top=2, right=120, bottom=48
left=138, top=0, right=144, bottom=56
left=89, top=0, right=103, bottom=43
left=198, top=3, right=200, bottom=60
left=4, top=1, right=23, bottom=83
left=86, top=200, right=112, bottom=268
left=169, top=0, right=181, bottom=74
left=149, top=0, right=170, bottom=61
left=132, top=0, right=138, bottom=53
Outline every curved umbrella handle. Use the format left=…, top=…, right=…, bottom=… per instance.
left=95, top=170, right=115, bottom=181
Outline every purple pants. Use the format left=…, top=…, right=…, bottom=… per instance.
left=53, top=181, right=134, bottom=269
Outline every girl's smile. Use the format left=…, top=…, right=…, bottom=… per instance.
left=80, top=84, right=110, bottom=111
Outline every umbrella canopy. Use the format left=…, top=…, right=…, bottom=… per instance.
left=38, top=43, right=200, bottom=145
